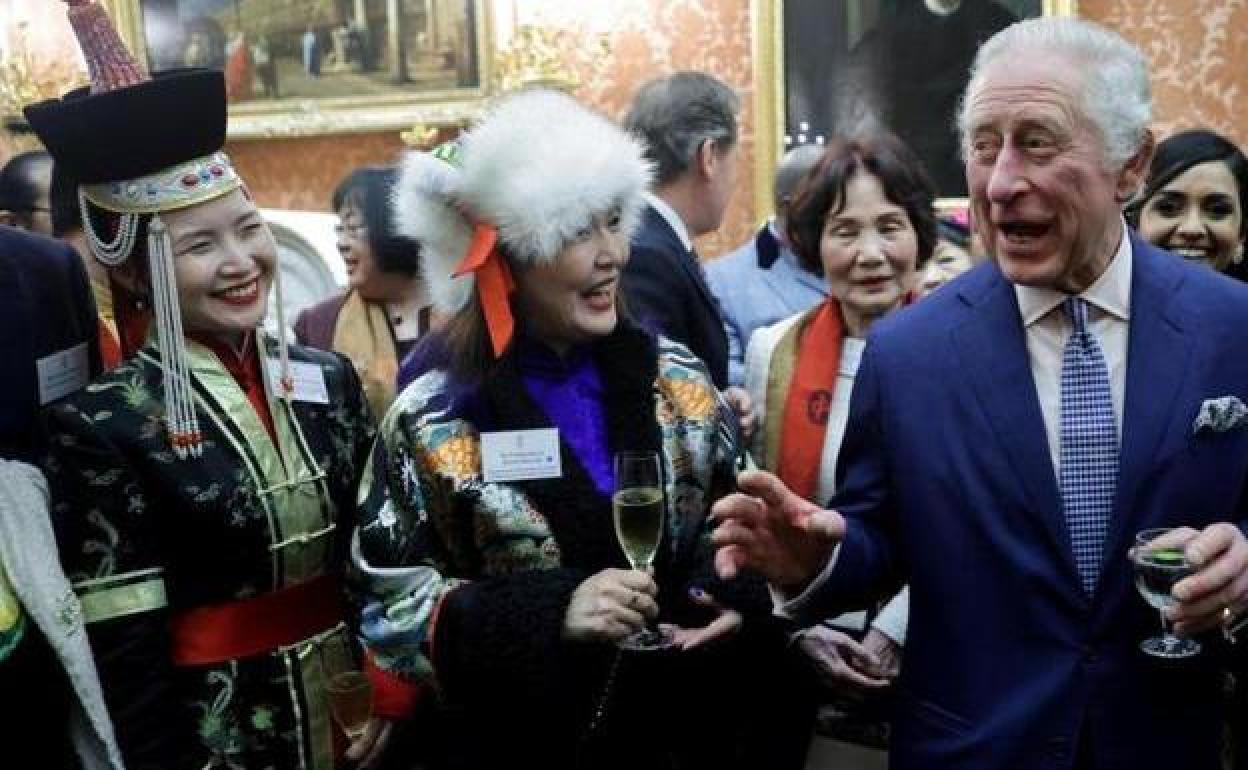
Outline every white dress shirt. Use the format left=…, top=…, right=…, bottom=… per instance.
left=643, top=191, right=694, bottom=253
left=1015, top=222, right=1132, bottom=474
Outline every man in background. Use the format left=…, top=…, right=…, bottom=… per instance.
left=707, top=143, right=827, bottom=386
left=622, top=71, right=740, bottom=391
left=0, top=150, right=53, bottom=236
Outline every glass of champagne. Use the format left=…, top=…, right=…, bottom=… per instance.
left=613, top=450, right=670, bottom=651
left=1131, top=527, right=1201, bottom=659
left=321, top=645, right=373, bottom=744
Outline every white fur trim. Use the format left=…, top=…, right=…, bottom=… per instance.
left=392, top=90, right=653, bottom=313
left=393, top=150, right=474, bottom=313
left=462, top=90, right=652, bottom=263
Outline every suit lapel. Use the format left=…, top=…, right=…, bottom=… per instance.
left=1101, top=238, right=1191, bottom=578
left=951, top=269, right=1079, bottom=585
left=644, top=206, right=722, bottom=318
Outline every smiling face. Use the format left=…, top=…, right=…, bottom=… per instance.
left=335, top=202, right=382, bottom=292
left=963, top=58, right=1150, bottom=293
left=165, top=189, right=277, bottom=339
left=820, top=170, right=920, bottom=335
left=1138, top=160, right=1245, bottom=272
left=513, top=210, right=628, bottom=355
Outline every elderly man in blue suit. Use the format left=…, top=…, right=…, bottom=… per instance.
left=706, top=144, right=827, bottom=386
left=713, top=17, right=1248, bottom=770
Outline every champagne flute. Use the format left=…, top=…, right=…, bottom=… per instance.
left=321, top=644, right=373, bottom=743
left=612, top=450, right=669, bottom=651
left=1131, top=527, right=1201, bottom=659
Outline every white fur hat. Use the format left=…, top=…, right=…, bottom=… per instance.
left=393, top=89, right=653, bottom=313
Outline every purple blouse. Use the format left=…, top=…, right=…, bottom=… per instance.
left=518, top=341, right=614, bottom=497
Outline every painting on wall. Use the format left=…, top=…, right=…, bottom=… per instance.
left=104, top=0, right=489, bottom=138
left=779, top=0, right=1074, bottom=199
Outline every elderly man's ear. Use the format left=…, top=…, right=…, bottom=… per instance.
left=1116, top=128, right=1156, bottom=204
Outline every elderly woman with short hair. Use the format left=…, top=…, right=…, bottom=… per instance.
left=353, top=89, right=812, bottom=770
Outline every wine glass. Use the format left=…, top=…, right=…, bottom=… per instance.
left=612, top=450, right=670, bottom=651
left=1131, top=527, right=1201, bottom=659
left=321, top=644, right=373, bottom=743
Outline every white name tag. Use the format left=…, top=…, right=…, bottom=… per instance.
left=268, top=359, right=330, bottom=404
left=481, top=428, right=561, bottom=483
left=37, top=342, right=89, bottom=405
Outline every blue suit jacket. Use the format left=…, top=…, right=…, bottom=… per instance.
left=623, top=205, right=730, bottom=388
left=812, top=235, right=1244, bottom=770
left=705, top=223, right=826, bottom=386
left=0, top=226, right=99, bottom=462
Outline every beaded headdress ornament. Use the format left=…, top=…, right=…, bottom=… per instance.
left=26, top=0, right=294, bottom=458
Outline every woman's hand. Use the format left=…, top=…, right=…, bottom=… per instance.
left=660, top=587, right=743, bottom=650
left=344, top=718, right=394, bottom=769
left=795, top=625, right=890, bottom=691
left=562, top=568, right=659, bottom=644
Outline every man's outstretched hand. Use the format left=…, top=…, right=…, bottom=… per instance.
left=710, top=470, right=845, bottom=592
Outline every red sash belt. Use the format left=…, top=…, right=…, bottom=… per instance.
left=170, top=574, right=345, bottom=666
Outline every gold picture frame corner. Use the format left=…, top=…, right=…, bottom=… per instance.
left=102, top=0, right=492, bottom=140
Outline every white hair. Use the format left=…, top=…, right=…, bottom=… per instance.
left=957, top=17, right=1152, bottom=169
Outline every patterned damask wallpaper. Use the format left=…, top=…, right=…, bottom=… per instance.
left=4, top=0, right=1246, bottom=256
left=1080, top=0, right=1247, bottom=147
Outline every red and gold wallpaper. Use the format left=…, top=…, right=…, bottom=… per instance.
left=5, top=0, right=1246, bottom=257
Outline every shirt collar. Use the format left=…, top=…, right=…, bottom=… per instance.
left=644, top=191, right=694, bottom=253
left=1014, top=217, right=1133, bottom=327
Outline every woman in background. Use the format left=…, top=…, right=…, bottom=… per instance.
left=1127, top=128, right=1247, bottom=280
left=742, top=132, right=937, bottom=753
left=295, top=165, right=430, bottom=419
left=1126, top=127, right=1248, bottom=770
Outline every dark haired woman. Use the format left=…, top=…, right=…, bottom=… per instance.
left=742, top=132, right=938, bottom=747
left=295, top=165, right=432, bottom=419
left=354, top=88, right=813, bottom=770
left=1127, top=128, right=1247, bottom=280
left=29, top=3, right=376, bottom=767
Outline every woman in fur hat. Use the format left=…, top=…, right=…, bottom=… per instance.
left=28, top=2, right=378, bottom=768
left=353, top=89, right=813, bottom=770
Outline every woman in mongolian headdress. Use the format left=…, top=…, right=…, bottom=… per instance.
left=29, top=2, right=381, bottom=768
left=352, top=89, right=815, bottom=770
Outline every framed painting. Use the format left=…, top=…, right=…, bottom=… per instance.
left=751, top=0, right=1077, bottom=211
left=102, top=0, right=491, bottom=139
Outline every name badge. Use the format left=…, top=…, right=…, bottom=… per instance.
left=268, top=360, right=330, bottom=404
left=37, top=342, right=89, bottom=405
left=481, top=428, right=561, bottom=483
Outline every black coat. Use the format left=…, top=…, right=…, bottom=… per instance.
left=0, top=225, right=100, bottom=462
left=622, top=205, right=730, bottom=388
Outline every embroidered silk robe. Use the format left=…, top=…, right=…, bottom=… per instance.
left=42, top=333, right=374, bottom=770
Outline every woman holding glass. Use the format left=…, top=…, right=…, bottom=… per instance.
left=29, top=3, right=376, bottom=768
left=741, top=134, right=936, bottom=744
left=353, top=90, right=812, bottom=770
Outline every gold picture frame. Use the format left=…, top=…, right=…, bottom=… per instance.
left=751, top=0, right=1078, bottom=216
left=102, top=0, right=492, bottom=140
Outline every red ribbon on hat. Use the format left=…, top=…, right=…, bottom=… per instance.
left=453, top=223, right=516, bottom=357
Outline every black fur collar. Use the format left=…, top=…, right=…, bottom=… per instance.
left=479, top=319, right=664, bottom=573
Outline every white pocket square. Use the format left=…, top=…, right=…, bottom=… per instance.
left=1192, top=396, right=1248, bottom=435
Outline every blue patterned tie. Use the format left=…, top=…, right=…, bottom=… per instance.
left=1059, top=297, right=1119, bottom=595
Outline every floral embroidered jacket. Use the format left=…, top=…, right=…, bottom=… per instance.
left=353, top=322, right=769, bottom=768
left=41, top=333, right=374, bottom=770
